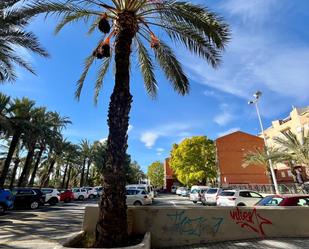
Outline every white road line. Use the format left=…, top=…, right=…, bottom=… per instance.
left=170, top=201, right=177, bottom=207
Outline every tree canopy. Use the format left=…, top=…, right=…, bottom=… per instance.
left=147, top=161, right=164, bottom=188
left=169, top=136, right=216, bottom=186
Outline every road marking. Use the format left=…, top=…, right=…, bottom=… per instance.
left=170, top=201, right=177, bottom=207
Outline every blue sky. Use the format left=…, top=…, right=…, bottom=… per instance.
left=1, top=0, right=309, bottom=172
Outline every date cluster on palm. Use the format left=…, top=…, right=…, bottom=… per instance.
left=93, top=13, right=111, bottom=59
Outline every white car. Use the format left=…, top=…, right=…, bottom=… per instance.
left=202, top=188, right=223, bottom=206
left=126, top=189, right=152, bottom=206
left=95, top=186, right=103, bottom=196
left=126, top=184, right=154, bottom=200
left=189, top=186, right=209, bottom=203
left=72, top=188, right=89, bottom=200
left=83, top=187, right=98, bottom=199
left=216, top=190, right=263, bottom=207
left=41, top=188, right=60, bottom=206
left=171, top=186, right=177, bottom=194
left=176, top=187, right=186, bottom=196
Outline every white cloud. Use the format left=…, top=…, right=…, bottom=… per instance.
left=156, top=148, right=164, bottom=152
left=217, top=128, right=240, bottom=138
left=139, top=122, right=194, bottom=148
left=128, top=124, right=133, bottom=133
left=140, top=132, right=159, bottom=149
left=99, top=138, right=107, bottom=144
left=214, top=103, right=234, bottom=126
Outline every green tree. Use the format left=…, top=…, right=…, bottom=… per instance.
left=170, top=136, right=216, bottom=186
left=23, top=0, right=230, bottom=246
left=0, top=0, right=48, bottom=82
left=126, top=160, right=145, bottom=184
left=147, top=161, right=164, bottom=188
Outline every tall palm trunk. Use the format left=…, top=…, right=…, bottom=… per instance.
left=9, top=158, right=20, bottom=189
left=41, top=159, right=56, bottom=187
left=85, top=160, right=91, bottom=186
left=18, top=142, right=36, bottom=187
left=95, top=12, right=136, bottom=248
left=0, top=131, right=21, bottom=187
left=80, top=157, right=86, bottom=187
left=29, top=146, right=44, bottom=186
left=65, top=165, right=72, bottom=189
left=61, top=164, right=68, bottom=189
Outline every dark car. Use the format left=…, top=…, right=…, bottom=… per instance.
left=0, top=188, right=14, bottom=215
left=255, top=195, right=309, bottom=206
left=59, top=189, right=74, bottom=202
left=12, top=188, right=45, bottom=210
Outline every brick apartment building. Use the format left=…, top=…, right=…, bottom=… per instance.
left=216, top=131, right=271, bottom=186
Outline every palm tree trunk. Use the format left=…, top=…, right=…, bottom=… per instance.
left=18, top=143, right=36, bottom=187
left=29, top=146, right=44, bottom=186
left=65, top=165, right=72, bottom=189
left=85, top=160, right=91, bottom=186
left=80, top=157, right=86, bottom=187
left=95, top=12, right=136, bottom=247
left=9, top=158, right=20, bottom=189
left=61, top=164, right=68, bottom=189
left=0, top=132, right=21, bottom=187
left=41, top=159, right=56, bottom=187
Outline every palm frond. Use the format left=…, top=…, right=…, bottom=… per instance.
left=154, top=41, right=189, bottom=95
left=136, top=36, right=157, bottom=98
left=75, top=54, right=95, bottom=100
left=94, top=57, right=111, bottom=105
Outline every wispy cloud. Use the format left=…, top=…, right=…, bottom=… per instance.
left=140, top=122, right=194, bottom=148
left=156, top=148, right=165, bottom=156
left=217, top=127, right=240, bottom=138
left=213, top=103, right=234, bottom=126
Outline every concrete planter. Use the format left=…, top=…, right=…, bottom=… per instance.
left=54, top=231, right=151, bottom=249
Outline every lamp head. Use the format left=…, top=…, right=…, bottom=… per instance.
left=248, top=100, right=255, bottom=105
left=254, top=91, right=262, bottom=99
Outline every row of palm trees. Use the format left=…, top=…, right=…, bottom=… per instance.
left=244, top=130, right=309, bottom=180
left=0, top=93, right=90, bottom=188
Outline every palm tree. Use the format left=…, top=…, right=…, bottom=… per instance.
left=0, top=97, right=35, bottom=187
left=79, top=139, right=92, bottom=187
left=274, top=130, right=309, bottom=168
left=23, top=0, right=230, bottom=246
left=0, top=0, right=49, bottom=82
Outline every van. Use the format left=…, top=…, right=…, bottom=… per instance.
left=189, top=185, right=209, bottom=203
left=126, top=184, right=155, bottom=199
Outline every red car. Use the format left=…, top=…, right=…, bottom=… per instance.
left=59, top=189, right=74, bottom=202
left=255, top=195, right=309, bottom=206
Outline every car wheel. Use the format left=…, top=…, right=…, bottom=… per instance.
left=237, top=203, right=246, bottom=206
left=30, top=201, right=39, bottom=209
left=202, top=202, right=206, bottom=206
left=133, top=201, right=142, bottom=206
left=0, top=204, right=5, bottom=215
left=89, top=194, right=94, bottom=199
left=78, top=195, right=84, bottom=201
left=193, top=201, right=197, bottom=204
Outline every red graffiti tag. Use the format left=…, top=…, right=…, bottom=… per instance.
left=230, top=207, right=272, bottom=236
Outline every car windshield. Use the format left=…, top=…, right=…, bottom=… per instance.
left=219, top=191, right=235, bottom=196
left=207, top=188, right=218, bottom=194
left=191, top=189, right=199, bottom=194
left=256, top=196, right=283, bottom=206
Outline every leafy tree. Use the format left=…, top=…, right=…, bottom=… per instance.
left=147, top=161, right=164, bottom=188
left=0, top=0, right=48, bottom=82
left=170, top=136, right=216, bottom=186
left=23, top=0, right=230, bottom=246
left=126, top=160, right=145, bottom=184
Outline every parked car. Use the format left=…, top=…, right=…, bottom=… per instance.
left=201, top=188, right=223, bottom=206
left=59, top=189, right=74, bottom=202
left=171, top=186, right=177, bottom=194
left=176, top=187, right=186, bottom=196
left=72, top=188, right=89, bottom=200
left=181, top=188, right=190, bottom=197
left=216, top=189, right=263, bottom=207
left=41, top=188, right=60, bottom=205
left=0, top=188, right=14, bottom=215
left=83, top=187, right=98, bottom=199
left=95, top=186, right=103, bottom=197
left=12, top=188, right=45, bottom=210
left=255, top=195, right=309, bottom=206
left=126, top=184, right=155, bottom=200
left=126, top=189, right=152, bottom=206
left=190, top=186, right=209, bottom=203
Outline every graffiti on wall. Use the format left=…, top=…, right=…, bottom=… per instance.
left=230, top=207, right=272, bottom=236
left=167, top=210, right=224, bottom=236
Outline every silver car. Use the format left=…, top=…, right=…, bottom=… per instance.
left=126, top=189, right=152, bottom=206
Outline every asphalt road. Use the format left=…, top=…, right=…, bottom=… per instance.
left=0, top=194, right=192, bottom=248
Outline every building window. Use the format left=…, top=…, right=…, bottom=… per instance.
left=281, top=172, right=286, bottom=178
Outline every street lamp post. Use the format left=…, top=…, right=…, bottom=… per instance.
left=249, top=91, right=280, bottom=194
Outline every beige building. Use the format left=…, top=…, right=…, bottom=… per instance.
left=262, top=106, right=309, bottom=172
